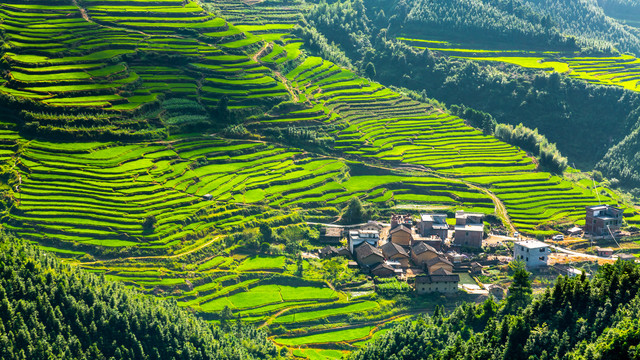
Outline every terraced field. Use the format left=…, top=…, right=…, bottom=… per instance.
left=253, top=51, right=636, bottom=236
left=0, top=0, right=288, bottom=138
left=398, top=37, right=640, bottom=92
left=2, top=1, right=640, bottom=359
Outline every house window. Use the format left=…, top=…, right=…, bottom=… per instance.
left=526, top=258, right=529, bottom=261
left=540, top=248, right=545, bottom=252
left=466, top=231, right=469, bottom=236
left=539, top=256, right=545, bottom=261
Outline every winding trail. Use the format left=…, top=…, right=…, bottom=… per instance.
left=274, top=71, right=299, bottom=102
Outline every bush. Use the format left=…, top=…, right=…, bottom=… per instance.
left=142, top=215, right=157, bottom=231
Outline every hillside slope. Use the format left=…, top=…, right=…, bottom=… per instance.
left=0, top=232, right=277, bottom=359
left=1, top=0, right=640, bottom=357
left=350, top=260, right=640, bottom=360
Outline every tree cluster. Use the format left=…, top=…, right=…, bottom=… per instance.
left=303, top=0, right=640, bottom=187
left=495, top=122, right=568, bottom=173
left=0, top=233, right=278, bottom=360
left=350, top=260, right=640, bottom=360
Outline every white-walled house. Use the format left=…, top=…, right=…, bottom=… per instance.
left=513, top=240, right=550, bottom=268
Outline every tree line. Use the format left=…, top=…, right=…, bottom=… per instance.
left=303, top=0, right=640, bottom=190
left=349, top=260, right=640, bottom=360
left=0, top=232, right=279, bottom=360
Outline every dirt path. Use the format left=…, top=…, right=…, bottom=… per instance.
left=273, top=71, right=299, bottom=102
left=252, top=43, right=270, bottom=62
left=72, top=0, right=90, bottom=22
left=465, top=182, right=515, bottom=233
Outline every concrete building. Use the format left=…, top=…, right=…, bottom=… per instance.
left=454, top=211, right=484, bottom=248
left=513, top=240, right=550, bottom=269
left=618, top=254, right=637, bottom=262
left=415, top=268, right=459, bottom=294
left=418, top=214, right=449, bottom=240
left=411, top=234, right=443, bottom=251
left=585, top=205, right=623, bottom=236
left=348, top=229, right=380, bottom=253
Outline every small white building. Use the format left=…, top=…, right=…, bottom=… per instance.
left=348, top=229, right=380, bottom=253
left=513, top=240, right=550, bottom=269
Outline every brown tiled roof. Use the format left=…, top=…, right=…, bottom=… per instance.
left=390, top=224, right=412, bottom=235
left=412, top=241, right=437, bottom=255
left=324, top=227, right=343, bottom=237
left=372, top=263, right=395, bottom=274
left=355, top=242, right=383, bottom=261
left=319, top=245, right=338, bottom=256
left=415, top=268, right=459, bottom=284
left=426, top=256, right=453, bottom=268
left=381, top=241, right=409, bottom=258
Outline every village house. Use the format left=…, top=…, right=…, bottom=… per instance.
left=411, top=241, right=439, bottom=266
left=360, top=220, right=384, bottom=232
left=454, top=211, right=485, bottom=248
left=470, top=262, right=483, bottom=275
left=371, top=263, right=395, bottom=277
left=348, top=229, right=380, bottom=253
left=617, top=253, right=637, bottom=262
left=389, top=225, right=413, bottom=246
left=567, top=226, right=583, bottom=237
left=390, top=214, right=413, bottom=229
left=447, top=252, right=466, bottom=264
left=411, top=233, right=443, bottom=251
left=426, top=256, right=454, bottom=274
left=354, top=242, right=385, bottom=267
left=336, top=247, right=351, bottom=258
left=381, top=241, right=410, bottom=268
left=415, top=268, right=460, bottom=294
left=318, top=245, right=339, bottom=259
left=418, top=213, right=449, bottom=240
left=513, top=239, right=550, bottom=269
left=585, top=205, right=624, bottom=236
left=320, top=227, right=343, bottom=244
left=596, top=247, right=613, bottom=257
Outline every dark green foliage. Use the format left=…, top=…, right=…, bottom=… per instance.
left=259, top=223, right=273, bottom=243
left=595, top=125, right=640, bottom=189
left=495, top=123, right=568, bottom=173
left=364, top=61, right=376, bottom=78
left=217, top=95, right=230, bottom=123
left=350, top=259, right=640, bottom=360
left=504, top=261, right=532, bottom=313
left=0, top=233, right=277, bottom=360
left=343, top=197, right=366, bottom=224
left=142, top=215, right=157, bottom=231
left=450, top=104, right=497, bottom=135
left=304, top=0, right=640, bottom=187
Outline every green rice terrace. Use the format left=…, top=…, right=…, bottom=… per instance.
left=2, top=0, right=640, bottom=359
left=398, top=36, right=640, bottom=92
